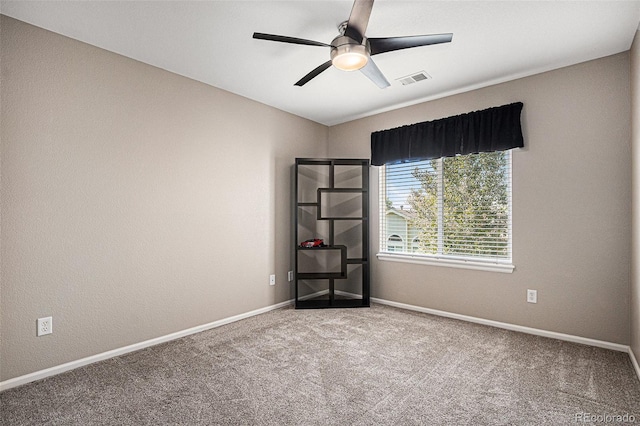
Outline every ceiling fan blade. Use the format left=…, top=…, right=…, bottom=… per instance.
left=368, top=33, right=453, bottom=55
left=344, top=0, right=374, bottom=43
left=360, top=57, right=390, bottom=89
left=295, top=61, right=333, bottom=87
left=253, top=32, right=330, bottom=47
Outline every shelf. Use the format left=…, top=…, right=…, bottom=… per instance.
left=317, top=188, right=368, bottom=192
left=296, top=245, right=347, bottom=279
left=294, top=158, right=370, bottom=310
left=295, top=299, right=370, bottom=309
left=296, top=245, right=345, bottom=251
left=297, top=272, right=347, bottom=280
left=319, top=217, right=368, bottom=221
left=297, top=158, right=369, bottom=167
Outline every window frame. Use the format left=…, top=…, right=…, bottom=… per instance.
left=377, top=151, right=515, bottom=274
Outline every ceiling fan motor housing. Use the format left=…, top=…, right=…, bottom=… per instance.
left=330, top=35, right=369, bottom=71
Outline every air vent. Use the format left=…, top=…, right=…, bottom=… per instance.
left=396, top=71, right=432, bottom=86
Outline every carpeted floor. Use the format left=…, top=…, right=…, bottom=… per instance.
left=1, top=303, right=639, bottom=425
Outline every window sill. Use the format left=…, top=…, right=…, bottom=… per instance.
left=376, top=252, right=515, bottom=273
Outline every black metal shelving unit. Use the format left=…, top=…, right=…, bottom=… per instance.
left=294, top=158, right=370, bottom=309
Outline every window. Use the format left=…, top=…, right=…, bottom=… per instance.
left=387, top=234, right=404, bottom=252
left=411, top=237, right=421, bottom=253
left=379, top=151, right=513, bottom=272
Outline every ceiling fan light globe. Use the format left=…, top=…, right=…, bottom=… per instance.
left=331, top=44, right=368, bottom=71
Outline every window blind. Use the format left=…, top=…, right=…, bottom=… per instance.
left=379, top=151, right=512, bottom=262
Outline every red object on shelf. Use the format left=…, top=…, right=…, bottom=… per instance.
left=300, top=239, right=326, bottom=248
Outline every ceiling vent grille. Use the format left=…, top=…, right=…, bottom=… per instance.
left=396, top=71, right=432, bottom=86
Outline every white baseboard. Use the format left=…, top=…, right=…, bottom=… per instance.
left=0, top=299, right=293, bottom=392
left=371, top=297, right=629, bottom=353
left=630, top=347, right=640, bottom=383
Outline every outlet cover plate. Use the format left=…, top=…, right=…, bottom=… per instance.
left=269, top=274, right=276, bottom=286
left=37, top=316, right=53, bottom=336
left=527, top=289, right=537, bottom=304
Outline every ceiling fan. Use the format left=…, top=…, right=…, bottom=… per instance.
left=252, top=0, right=452, bottom=88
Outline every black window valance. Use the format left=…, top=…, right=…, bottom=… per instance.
left=371, top=102, right=524, bottom=166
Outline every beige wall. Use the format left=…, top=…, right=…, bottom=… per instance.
left=328, top=52, right=632, bottom=345
left=632, top=30, right=640, bottom=359
left=0, top=16, right=327, bottom=381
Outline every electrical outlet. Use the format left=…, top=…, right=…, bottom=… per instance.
left=527, top=289, right=537, bottom=304
left=269, top=274, right=276, bottom=286
left=37, top=316, right=53, bottom=336
left=288, top=271, right=293, bottom=282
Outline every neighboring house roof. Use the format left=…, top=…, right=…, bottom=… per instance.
left=386, top=207, right=416, bottom=220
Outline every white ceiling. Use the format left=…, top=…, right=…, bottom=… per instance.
left=2, top=1, right=640, bottom=126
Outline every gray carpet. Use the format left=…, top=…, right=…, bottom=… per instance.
left=1, top=303, right=639, bottom=425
